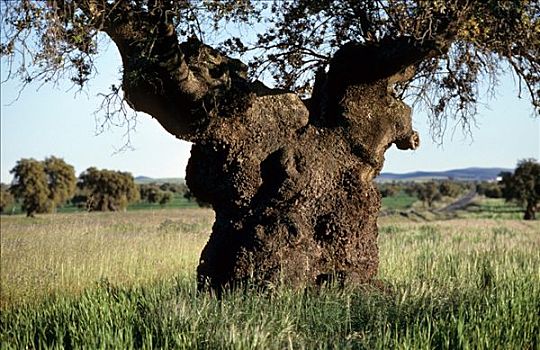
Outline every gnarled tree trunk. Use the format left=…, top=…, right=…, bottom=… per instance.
left=182, top=39, right=421, bottom=293
left=98, top=10, right=440, bottom=293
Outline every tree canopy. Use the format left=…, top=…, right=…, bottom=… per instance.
left=500, top=159, right=540, bottom=220
left=78, top=167, right=140, bottom=211
left=44, top=156, right=77, bottom=209
left=10, top=159, right=50, bottom=217
left=8, top=157, right=77, bottom=216
left=1, top=1, right=538, bottom=138
left=0, top=183, right=15, bottom=213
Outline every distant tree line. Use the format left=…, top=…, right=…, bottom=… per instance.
left=4, top=157, right=537, bottom=219
left=378, top=180, right=469, bottom=208
left=1, top=157, right=209, bottom=217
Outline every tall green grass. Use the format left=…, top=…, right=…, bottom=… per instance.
left=1, top=211, right=539, bottom=349
left=0, top=209, right=213, bottom=307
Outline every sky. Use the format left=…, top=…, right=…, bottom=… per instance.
left=1, top=40, right=539, bottom=183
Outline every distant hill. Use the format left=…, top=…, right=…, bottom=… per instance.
left=134, top=176, right=184, bottom=185
left=376, top=167, right=512, bottom=182
left=135, top=167, right=512, bottom=185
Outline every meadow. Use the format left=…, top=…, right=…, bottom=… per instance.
left=0, top=205, right=539, bottom=349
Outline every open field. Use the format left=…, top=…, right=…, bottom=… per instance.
left=1, top=208, right=539, bottom=349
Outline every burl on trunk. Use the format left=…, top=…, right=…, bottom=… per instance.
left=182, top=39, right=420, bottom=293
left=113, top=33, right=427, bottom=293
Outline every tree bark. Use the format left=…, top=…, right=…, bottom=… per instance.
left=98, top=12, right=434, bottom=292
left=524, top=201, right=536, bottom=220
left=183, top=41, right=420, bottom=293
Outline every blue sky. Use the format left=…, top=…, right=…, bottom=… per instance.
left=1, top=42, right=539, bottom=183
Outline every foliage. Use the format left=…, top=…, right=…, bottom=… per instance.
left=78, top=167, right=139, bottom=211
left=0, top=183, right=15, bottom=213
left=500, top=159, right=540, bottom=220
left=476, top=181, right=503, bottom=198
left=139, top=183, right=161, bottom=203
left=8, top=157, right=77, bottom=216
left=438, top=180, right=464, bottom=198
left=409, top=182, right=442, bottom=208
left=377, top=182, right=400, bottom=198
left=43, top=156, right=77, bottom=210
left=9, top=159, right=50, bottom=217
left=159, top=182, right=187, bottom=194
left=1, top=1, right=538, bottom=139
left=159, top=191, right=173, bottom=207
left=248, top=0, right=540, bottom=135
left=139, top=184, right=175, bottom=207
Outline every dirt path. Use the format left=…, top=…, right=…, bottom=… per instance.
left=438, top=189, right=477, bottom=212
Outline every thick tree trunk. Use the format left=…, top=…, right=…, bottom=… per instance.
left=524, top=202, right=536, bottom=220
left=100, top=13, right=428, bottom=292
left=188, top=78, right=418, bottom=292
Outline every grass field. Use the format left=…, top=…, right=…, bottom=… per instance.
left=1, top=208, right=539, bottom=349
left=381, top=193, right=417, bottom=210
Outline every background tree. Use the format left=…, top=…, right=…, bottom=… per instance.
left=439, top=181, right=463, bottom=198
left=159, top=182, right=187, bottom=195
left=78, top=167, right=139, bottom=212
left=412, top=182, right=443, bottom=208
left=43, top=156, right=77, bottom=211
left=159, top=191, right=173, bottom=207
left=1, top=1, right=538, bottom=292
left=9, top=159, right=50, bottom=217
left=0, top=183, right=15, bottom=214
left=476, top=181, right=503, bottom=199
left=500, top=159, right=540, bottom=220
left=139, top=183, right=163, bottom=204
left=378, top=183, right=399, bottom=198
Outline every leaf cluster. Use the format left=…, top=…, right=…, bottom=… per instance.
left=9, top=157, right=76, bottom=216
left=0, top=183, right=15, bottom=213
left=139, top=183, right=173, bottom=206
left=78, top=167, right=140, bottom=211
left=1, top=1, right=538, bottom=140
left=500, top=158, right=540, bottom=219
left=405, top=181, right=442, bottom=208
left=247, top=0, right=539, bottom=138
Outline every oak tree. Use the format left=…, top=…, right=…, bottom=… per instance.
left=411, top=181, right=442, bottom=208
left=2, top=1, right=538, bottom=292
left=9, top=159, right=50, bottom=217
left=78, top=167, right=140, bottom=211
left=500, top=159, right=540, bottom=220
left=44, top=156, right=77, bottom=210
left=0, top=183, right=15, bottom=214
left=439, top=181, right=463, bottom=198
left=159, top=191, right=173, bottom=207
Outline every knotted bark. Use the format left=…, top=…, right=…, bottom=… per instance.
left=99, top=10, right=434, bottom=292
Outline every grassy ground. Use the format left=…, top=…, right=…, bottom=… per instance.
left=381, top=193, right=417, bottom=210
left=1, top=209, right=538, bottom=349
left=458, top=198, right=524, bottom=220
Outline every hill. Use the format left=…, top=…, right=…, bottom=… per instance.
left=376, top=167, right=511, bottom=182
left=134, top=176, right=185, bottom=185
left=135, top=167, right=512, bottom=185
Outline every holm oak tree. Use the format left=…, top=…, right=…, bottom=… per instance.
left=1, top=1, right=538, bottom=292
